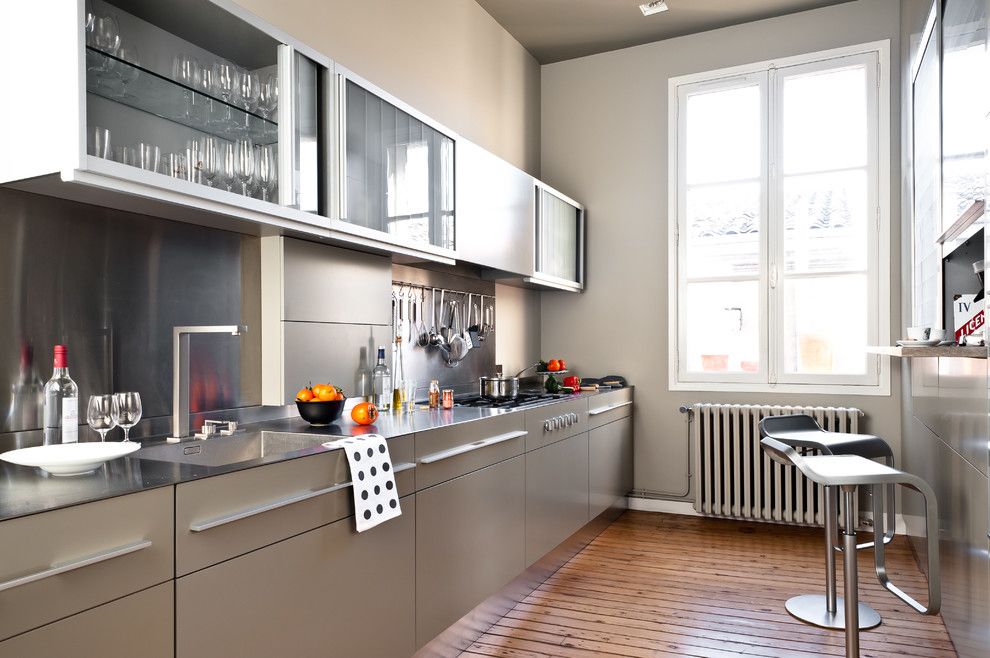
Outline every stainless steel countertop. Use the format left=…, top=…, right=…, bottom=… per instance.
left=0, top=388, right=629, bottom=522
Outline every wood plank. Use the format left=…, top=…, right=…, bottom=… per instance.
left=456, top=511, right=956, bottom=658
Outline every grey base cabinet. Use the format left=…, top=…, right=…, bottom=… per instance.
left=589, top=416, right=633, bottom=518
left=176, top=497, right=417, bottom=658
left=416, top=455, right=526, bottom=646
left=525, top=433, right=590, bottom=565
left=0, top=582, right=173, bottom=658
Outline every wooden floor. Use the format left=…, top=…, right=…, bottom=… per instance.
left=460, top=511, right=955, bottom=658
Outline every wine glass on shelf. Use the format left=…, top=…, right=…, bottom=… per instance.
left=256, top=143, right=277, bottom=202
left=220, top=140, right=236, bottom=192
left=87, top=395, right=116, bottom=442
left=111, top=392, right=142, bottom=442
left=233, top=138, right=255, bottom=196
left=257, top=75, right=278, bottom=120
left=200, top=136, right=221, bottom=188
left=91, top=14, right=120, bottom=55
left=114, top=44, right=140, bottom=100
left=238, top=72, right=260, bottom=132
left=172, top=54, right=197, bottom=118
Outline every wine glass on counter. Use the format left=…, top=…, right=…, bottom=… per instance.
left=87, top=395, right=116, bottom=442
left=112, top=392, right=142, bottom=442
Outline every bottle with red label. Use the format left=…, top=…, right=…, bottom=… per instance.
left=43, top=345, right=79, bottom=445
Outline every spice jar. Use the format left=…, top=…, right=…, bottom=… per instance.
left=441, top=389, right=454, bottom=409
left=428, top=380, right=441, bottom=409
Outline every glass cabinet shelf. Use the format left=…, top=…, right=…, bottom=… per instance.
left=86, top=47, right=278, bottom=146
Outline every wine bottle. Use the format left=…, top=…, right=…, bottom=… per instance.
left=371, top=346, right=391, bottom=411
left=43, top=345, right=79, bottom=445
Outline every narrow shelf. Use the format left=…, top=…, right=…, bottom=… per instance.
left=867, top=345, right=987, bottom=359
left=86, top=47, right=278, bottom=146
left=938, top=199, right=985, bottom=245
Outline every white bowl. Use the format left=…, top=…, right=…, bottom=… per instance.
left=0, top=442, right=140, bottom=476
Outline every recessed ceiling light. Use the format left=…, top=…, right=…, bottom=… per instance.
left=639, top=1, right=669, bottom=16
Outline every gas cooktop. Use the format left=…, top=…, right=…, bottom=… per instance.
left=454, top=392, right=571, bottom=409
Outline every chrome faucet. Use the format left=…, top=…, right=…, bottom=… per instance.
left=170, top=325, right=246, bottom=440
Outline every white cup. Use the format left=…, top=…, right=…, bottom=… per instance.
left=929, top=329, right=948, bottom=342
left=906, top=326, right=930, bottom=341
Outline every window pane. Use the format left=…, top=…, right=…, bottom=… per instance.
left=783, top=170, right=868, bottom=274
left=782, top=65, right=867, bottom=175
left=782, top=275, right=868, bottom=375
left=686, top=84, right=761, bottom=185
left=913, top=29, right=941, bottom=328
left=685, top=182, right=760, bottom=279
left=685, top=281, right=760, bottom=374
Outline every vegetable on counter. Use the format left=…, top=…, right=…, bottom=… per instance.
left=544, top=375, right=561, bottom=393
left=537, top=358, right=567, bottom=373
left=563, top=375, right=581, bottom=392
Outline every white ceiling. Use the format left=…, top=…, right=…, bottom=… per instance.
left=475, top=0, right=854, bottom=64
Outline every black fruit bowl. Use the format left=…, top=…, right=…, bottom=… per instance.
left=296, top=399, right=346, bottom=426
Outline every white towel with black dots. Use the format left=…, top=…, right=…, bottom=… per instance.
left=322, top=434, right=401, bottom=532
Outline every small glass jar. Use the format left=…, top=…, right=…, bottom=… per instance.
left=441, top=389, right=454, bottom=410
left=428, top=380, right=441, bottom=409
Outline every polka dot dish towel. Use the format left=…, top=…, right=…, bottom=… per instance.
left=322, top=434, right=401, bottom=532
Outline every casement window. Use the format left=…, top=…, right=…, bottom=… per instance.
left=668, top=42, right=890, bottom=395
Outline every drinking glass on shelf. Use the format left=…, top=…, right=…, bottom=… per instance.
left=220, top=140, right=236, bottom=192
left=185, top=140, right=203, bottom=184
left=256, top=143, right=277, bottom=202
left=87, top=126, right=111, bottom=159
left=111, top=392, right=142, bottom=442
left=161, top=152, right=187, bottom=179
left=172, top=54, right=197, bottom=118
left=91, top=14, right=120, bottom=55
left=87, top=395, right=116, bottom=442
left=200, top=136, right=221, bottom=187
left=137, top=142, right=160, bottom=172
left=257, top=75, right=278, bottom=120
left=233, top=138, right=255, bottom=196
left=113, top=145, right=137, bottom=166
left=213, top=63, right=238, bottom=102
left=114, top=44, right=140, bottom=99
left=238, top=72, right=260, bottom=132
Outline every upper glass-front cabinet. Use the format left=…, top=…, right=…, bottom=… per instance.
left=338, top=71, right=456, bottom=257
left=0, top=0, right=329, bottom=234
left=530, top=183, right=585, bottom=291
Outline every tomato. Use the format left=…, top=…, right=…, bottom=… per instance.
left=296, top=388, right=314, bottom=402
left=559, top=359, right=567, bottom=370
left=547, top=359, right=562, bottom=372
left=351, top=402, right=379, bottom=426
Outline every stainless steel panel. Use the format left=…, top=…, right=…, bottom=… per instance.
left=936, top=356, right=989, bottom=476
left=0, top=188, right=261, bottom=445
left=0, top=582, right=173, bottom=658
left=525, top=432, right=589, bottom=565
left=415, top=413, right=526, bottom=489
left=455, top=139, right=535, bottom=276
left=416, top=455, right=525, bottom=647
left=589, top=416, right=633, bottom=518
left=177, top=496, right=416, bottom=658
left=282, top=238, right=391, bottom=325
left=524, top=396, right=588, bottom=451
left=282, top=322, right=392, bottom=402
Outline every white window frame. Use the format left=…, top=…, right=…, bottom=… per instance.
left=667, top=41, right=891, bottom=396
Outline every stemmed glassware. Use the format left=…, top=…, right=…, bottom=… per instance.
left=238, top=72, right=259, bottom=132
left=233, top=139, right=255, bottom=196
left=257, top=75, right=278, bottom=120
left=111, top=392, right=142, bottom=442
left=114, top=44, right=140, bottom=99
left=172, top=54, right=197, bottom=118
left=87, top=395, right=117, bottom=442
left=256, top=143, right=277, bottom=202
left=220, top=140, right=236, bottom=192
left=201, top=136, right=221, bottom=188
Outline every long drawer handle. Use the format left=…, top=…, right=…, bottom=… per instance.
left=418, top=431, right=528, bottom=465
left=0, top=539, right=153, bottom=593
left=190, top=462, right=417, bottom=533
left=589, top=400, right=633, bottom=416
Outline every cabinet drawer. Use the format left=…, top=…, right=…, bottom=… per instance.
left=525, top=432, right=590, bottom=566
left=525, top=397, right=589, bottom=450
left=416, top=456, right=525, bottom=646
left=415, top=414, right=526, bottom=489
left=590, top=416, right=634, bottom=518
left=177, top=496, right=416, bottom=658
left=176, top=435, right=414, bottom=575
left=0, top=486, right=173, bottom=641
left=0, top=582, right=173, bottom=658
left=587, top=388, right=633, bottom=430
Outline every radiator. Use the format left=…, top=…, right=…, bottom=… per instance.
left=689, top=403, right=863, bottom=525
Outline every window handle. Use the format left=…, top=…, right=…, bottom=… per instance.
left=770, top=264, right=778, bottom=289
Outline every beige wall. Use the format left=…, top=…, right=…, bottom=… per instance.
left=232, top=0, right=541, bottom=175
left=540, top=0, right=904, bottom=495
left=494, top=283, right=542, bottom=376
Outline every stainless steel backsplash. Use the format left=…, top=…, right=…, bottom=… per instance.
left=0, top=188, right=261, bottom=446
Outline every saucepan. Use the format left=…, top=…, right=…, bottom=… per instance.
left=479, top=363, right=539, bottom=401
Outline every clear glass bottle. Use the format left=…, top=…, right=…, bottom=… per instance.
left=371, top=346, right=391, bottom=411
left=428, top=380, right=441, bottom=409
left=43, top=345, right=79, bottom=445
left=6, top=342, right=44, bottom=432
left=391, top=336, right=405, bottom=411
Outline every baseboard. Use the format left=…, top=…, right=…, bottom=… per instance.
left=626, top=495, right=919, bottom=536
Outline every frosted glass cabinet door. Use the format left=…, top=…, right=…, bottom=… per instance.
left=536, top=186, right=584, bottom=286
left=342, top=79, right=455, bottom=251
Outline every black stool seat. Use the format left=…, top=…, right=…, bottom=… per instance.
left=760, top=414, right=891, bottom=460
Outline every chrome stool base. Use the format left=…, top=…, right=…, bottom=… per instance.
left=785, top=594, right=881, bottom=630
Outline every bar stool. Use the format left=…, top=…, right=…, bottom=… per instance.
left=759, top=414, right=895, bottom=630
left=759, top=436, right=940, bottom=658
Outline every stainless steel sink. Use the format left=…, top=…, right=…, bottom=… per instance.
left=136, top=432, right=330, bottom=468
